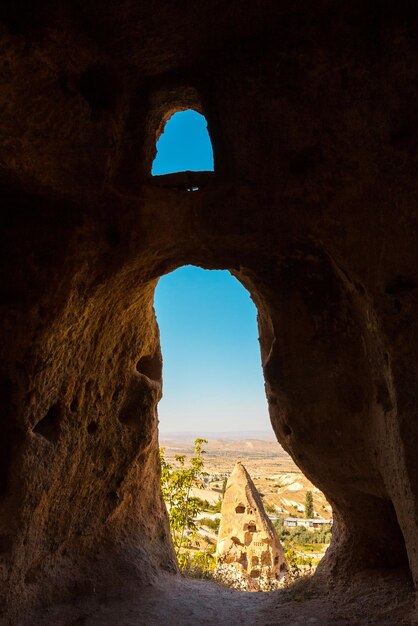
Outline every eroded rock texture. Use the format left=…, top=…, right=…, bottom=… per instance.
left=1, top=1, right=418, bottom=623
left=216, top=462, right=287, bottom=590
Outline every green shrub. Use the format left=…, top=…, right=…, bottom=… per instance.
left=200, top=517, right=220, bottom=532
left=273, top=519, right=332, bottom=546
left=205, top=499, right=222, bottom=513
left=179, top=550, right=216, bottom=579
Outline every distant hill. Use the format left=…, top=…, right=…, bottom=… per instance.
left=160, top=430, right=278, bottom=443
left=159, top=436, right=290, bottom=459
left=205, top=438, right=286, bottom=452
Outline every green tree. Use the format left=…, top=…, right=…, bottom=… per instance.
left=160, top=438, right=208, bottom=561
left=305, top=490, right=314, bottom=518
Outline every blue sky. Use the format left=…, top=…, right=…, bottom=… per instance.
left=152, top=110, right=214, bottom=174
left=153, top=111, right=271, bottom=433
left=154, top=267, right=271, bottom=433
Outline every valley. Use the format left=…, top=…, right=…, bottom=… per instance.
left=160, top=432, right=333, bottom=520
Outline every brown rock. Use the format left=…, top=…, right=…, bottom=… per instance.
left=216, top=462, right=287, bottom=590
left=0, top=1, right=417, bottom=623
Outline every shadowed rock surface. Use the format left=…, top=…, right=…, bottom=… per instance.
left=0, top=1, right=417, bottom=623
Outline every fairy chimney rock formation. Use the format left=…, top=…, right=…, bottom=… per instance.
left=216, top=462, right=287, bottom=590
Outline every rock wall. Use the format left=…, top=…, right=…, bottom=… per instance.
left=0, top=1, right=417, bottom=622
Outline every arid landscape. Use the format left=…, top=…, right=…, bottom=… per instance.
left=160, top=431, right=333, bottom=520
left=160, top=431, right=333, bottom=577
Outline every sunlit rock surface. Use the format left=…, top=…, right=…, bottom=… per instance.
left=216, top=462, right=287, bottom=591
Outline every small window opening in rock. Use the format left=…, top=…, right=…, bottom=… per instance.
left=239, top=552, right=248, bottom=569
left=152, top=110, right=214, bottom=179
left=261, top=552, right=271, bottom=565
left=154, top=265, right=333, bottom=588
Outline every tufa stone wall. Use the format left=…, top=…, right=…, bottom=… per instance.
left=0, top=1, right=417, bottom=622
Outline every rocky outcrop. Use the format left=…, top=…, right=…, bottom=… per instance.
left=216, top=462, right=287, bottom=591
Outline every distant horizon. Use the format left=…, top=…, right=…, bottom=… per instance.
left=159, top=428, right=274, bottom=434
left=159, top=429, right=277, bottom=441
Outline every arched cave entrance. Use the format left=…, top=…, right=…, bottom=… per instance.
left=145, top=249, right=412, bottom=591
left=1, top=238, right=414, bottom=623
left=154, top=265, right=333, bottom=581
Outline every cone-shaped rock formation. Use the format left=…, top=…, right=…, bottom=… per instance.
left=216, top=462, right=287, bottom=590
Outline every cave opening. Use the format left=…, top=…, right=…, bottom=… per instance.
left=153, top=265, right=333, bottom=588
left=151, top=109, right=214, bottom=190
left=1, top=3, right=418, bottom=622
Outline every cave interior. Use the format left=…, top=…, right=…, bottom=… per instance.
left=0, top=1, right=418, bottom=624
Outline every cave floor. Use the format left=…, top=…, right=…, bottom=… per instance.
left=28, top=570, right=415, bottom=626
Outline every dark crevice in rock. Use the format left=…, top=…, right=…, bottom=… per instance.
left=118, top=376, right=158, bottom=430
left=87, top=421, right=98, bottom=434
left=136, top=353, right=162, bottom=381
left=33, top=403, right=62, bottom=444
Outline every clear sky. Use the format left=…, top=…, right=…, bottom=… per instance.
left=152, top=111, right=271, bottom=434
left=155, top=266, right=271, bottom=433
left=152, top=110, right=214, bottom=174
